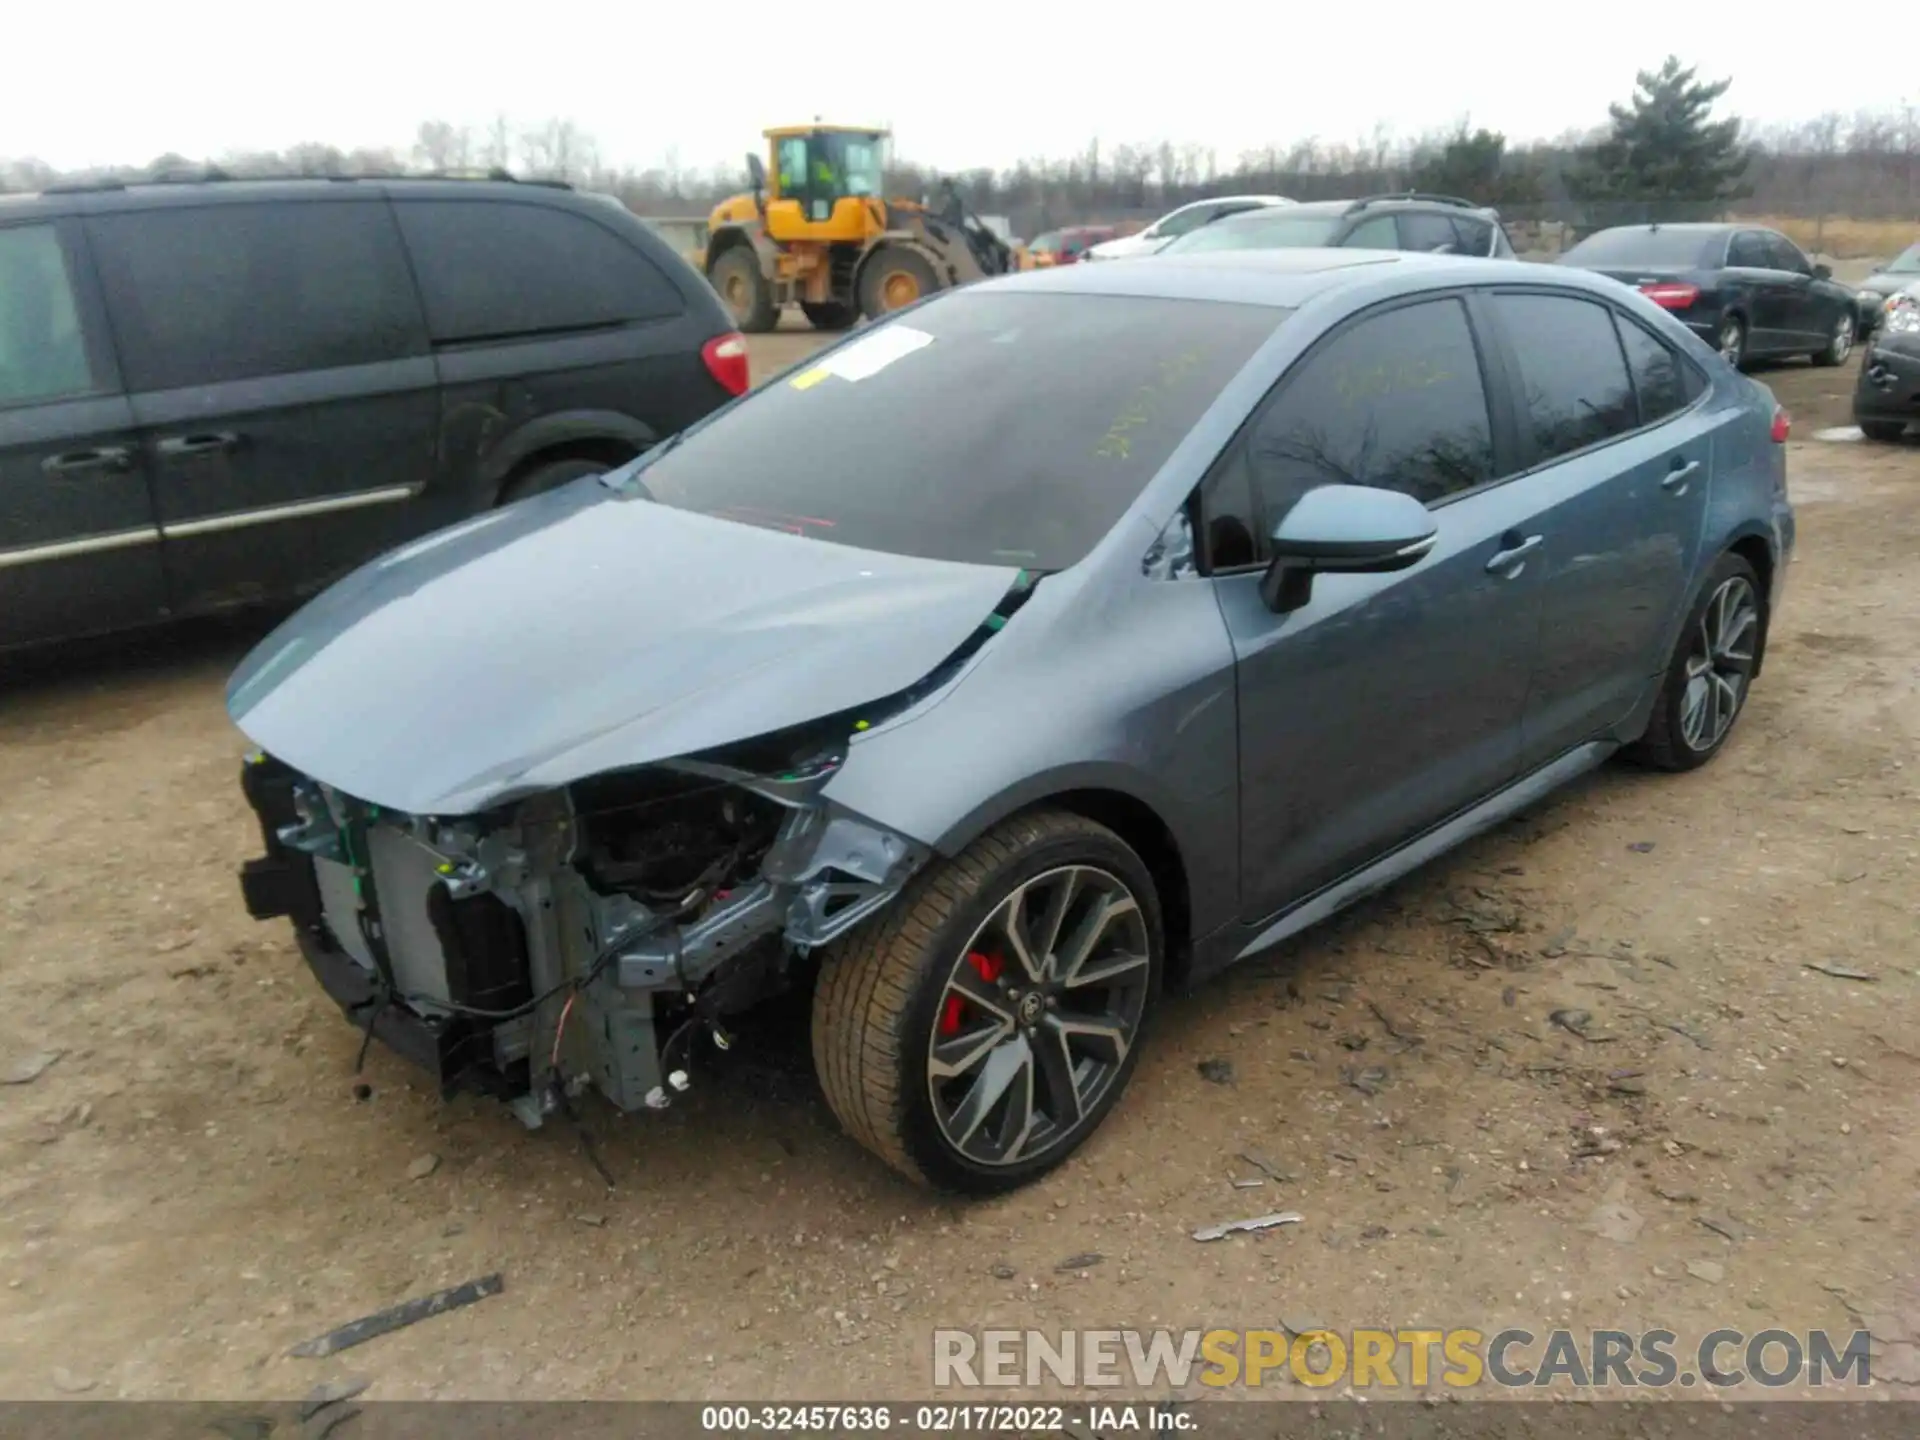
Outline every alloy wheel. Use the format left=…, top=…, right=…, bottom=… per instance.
left=1718, top=321, right=1744, bottom=367
left=1679, top=576, right=1758, bottom=752
left=927, top=865, right=1151, bottom=1168
left=1830, top=312, right=1854, bottom=363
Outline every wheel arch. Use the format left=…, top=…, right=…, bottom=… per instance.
left=1723, top=529, right=1776, bottom=676
left=927, top=776, right=1198, bottom=988
left=478, top=411, right=658, bottom=505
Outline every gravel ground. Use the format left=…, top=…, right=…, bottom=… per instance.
left=0, top=338, right=1914, bottom=1403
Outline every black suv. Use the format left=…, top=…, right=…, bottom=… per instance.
left=0, top=174, right=745, bottom=653
left=1157, top=193, right=1517, bottom=260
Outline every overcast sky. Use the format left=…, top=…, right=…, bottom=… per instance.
left=7, top=3, right=1906, bottom=175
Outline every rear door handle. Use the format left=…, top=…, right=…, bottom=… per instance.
left=1662, top=459, right=1701, bottom=494
left=156, top=431, right=242, bottom=459
left=42, top=445, right=134, bottom=475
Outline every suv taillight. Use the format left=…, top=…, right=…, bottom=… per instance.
left=1770, top=405, right=1790, bottom=443
left=702, top=332, right=750, bottom=397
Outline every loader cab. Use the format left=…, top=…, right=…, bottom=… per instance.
left=765, top=127, right=887, bottom=232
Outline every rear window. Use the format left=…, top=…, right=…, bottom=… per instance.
left=394, top=199, right=683, bottom=343
left=1167, top=213, right=1343, bottom=254
left=1562, top=228, right=1719, bottom=269
left=629, top=291, right=1284, bottom=571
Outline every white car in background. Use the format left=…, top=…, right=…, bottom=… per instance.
left=1083, top=194, right=1295, bottom=261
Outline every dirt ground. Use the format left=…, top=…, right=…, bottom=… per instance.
left=0, top=333, right=1915, bottom=1404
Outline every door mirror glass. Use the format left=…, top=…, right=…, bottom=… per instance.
left=1259, top=484, right=1438, bottom=614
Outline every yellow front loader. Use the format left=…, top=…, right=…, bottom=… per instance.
left=702, top=125, right=1016, bottom=333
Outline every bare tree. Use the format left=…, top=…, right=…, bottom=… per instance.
left=415, top=120, right=474, bottom=173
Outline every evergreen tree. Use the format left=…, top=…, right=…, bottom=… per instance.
left=1573, top=56, right=1751, bottom=211
left=1407, top=125, right=1540, bottom=207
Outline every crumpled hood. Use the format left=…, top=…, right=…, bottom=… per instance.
left=226, top=479, right=1020, bottom=815
left=1859, top=273, right=1914, bottom=297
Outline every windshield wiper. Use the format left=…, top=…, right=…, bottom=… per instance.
left=599, top=432, right=684, bottom=498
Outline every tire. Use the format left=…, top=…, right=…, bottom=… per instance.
left=857, top=246, right=940, bottom=321
left=1716, top=315, right=1748, bottom=371
left=1859, top=418, right=1907, bottom=442
left=708, top=247, right=777, bottom=334
left=811, top=810, right=1163, bottom=1194
left=1627, top=552, right=1764, bottom=773
left=800, top=301, right=857, bottom=331
left=1812, top=309, right=1854, bottom=367
left=497, top=455, right=615, bottom=506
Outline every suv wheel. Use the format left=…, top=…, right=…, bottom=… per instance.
left=1628, top=552, right=1764, bottom=772
left=811, top=810, right=1162, bottom=1194
left=1859, top=419, right=1906, bottom=442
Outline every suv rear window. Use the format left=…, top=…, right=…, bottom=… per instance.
left=629, top=291, right=1285, bottom=571
left=87, top=201, right=425, bottom=391
left=394, top=199, right=684, bottom=343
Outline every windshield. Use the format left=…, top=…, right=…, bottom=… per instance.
left=825, top=133, right=883, bottom=197
left=1163, top=213, right=1343, bottom=254
left=1029, top=230, right=1063, bottom=253
left=1561, top=227, right=1718, bottom=268
left=629, top=292, right=1286, bottom=571
left=1885, top=243, right=1920, bottom=274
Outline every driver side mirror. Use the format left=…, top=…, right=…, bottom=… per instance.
left=1812, top=262, right=1833, bottom=281
left=1258, top=485, right=1438, bottom=615
left=746, top=152, right=767, bottom=194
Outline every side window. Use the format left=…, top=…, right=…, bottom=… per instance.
left=1765, top=233, right=1810, bottom=275
left=1490, top=293, right=1638, bottom=462
left=0, top=224, right=96, bottom=407
left=1154, top=205, right=1214, bottom=239
left=394, top=200, right=684, bottom=344
left=776, top=138, right=808, bottom=193
left=1727, top=232, right=1771, bottom=269
left=1398, top=212, right=1461, bottom=253
left=1344, top=215, right=1399, bottom=249
left=1202, top=297, right=1496, bottom=563
left=87, top=202, right=422, bottom=391
left=1614, top=313, right=1704, bottom=425
left=1451, top=217, right=1495, bottom=256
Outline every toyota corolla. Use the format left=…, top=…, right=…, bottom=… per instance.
left=230, top=250, right=1793, bottom=1194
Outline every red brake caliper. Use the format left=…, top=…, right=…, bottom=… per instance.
left=940, top=950, right=1004, bottom=1036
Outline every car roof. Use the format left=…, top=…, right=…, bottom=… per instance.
left=1586, top=222, right=1735, bottom=237
left=4, top=174, right=595, bottom=218
left=975, top=248, right=1572, bottom=309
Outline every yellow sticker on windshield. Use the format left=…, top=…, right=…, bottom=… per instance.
left=789, top=367, right=830, bottom=390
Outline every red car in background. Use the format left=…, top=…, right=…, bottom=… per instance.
left=1023, top=225, right=1119, bottom=268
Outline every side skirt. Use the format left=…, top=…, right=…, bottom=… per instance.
left=1226, top=740, right=1617, bottom=969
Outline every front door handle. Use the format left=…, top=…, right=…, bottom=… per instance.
left=42, top=445, right=134, bottom=475
left=1662, top=459, right=1701, bottom=494
left=1485, top=534, right=1543, bottom=576
left=156, top=431, right=242, bottom=459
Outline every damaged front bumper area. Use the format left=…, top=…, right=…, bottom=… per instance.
left=235, top=739, right=928, bottom=1126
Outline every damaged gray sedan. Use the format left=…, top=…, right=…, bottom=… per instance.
left=231, top=252, right=1791, bottom=1192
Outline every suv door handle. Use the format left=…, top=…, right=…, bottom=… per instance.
left=1662, top=459, right=1701, bottom=494
left=42, top=445, right=134, bottom=475
left=1485, top=534, right=1543, bottom=576
left=156, top=431, right=242, bottom=459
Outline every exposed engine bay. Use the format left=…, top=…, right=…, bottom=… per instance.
left=236, top=720, right=929, bottom=1126
left=233, top=568, right=1044, bottom=1127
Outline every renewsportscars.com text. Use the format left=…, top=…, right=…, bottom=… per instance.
left=932, top=1327, right=1875, bottom=1390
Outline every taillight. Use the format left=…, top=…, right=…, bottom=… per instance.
left=1638, top=283, right=1699, bottom=310
left=1770, top=405, right=1790, bottom=443
left=701, top=332, right=750, bottom=397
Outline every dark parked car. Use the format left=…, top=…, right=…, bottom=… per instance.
left=1851, top=240, right=1920, bottom=332
left=1558, top=223, right=1859, bottom=369
left=0, top=175, right=746, bottom=654
left=1854, top=283, right=1920, bottom=440
left=1157, top=193, right=1517, bottom=260
left=231, top=250, right=1792, bottom=1194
